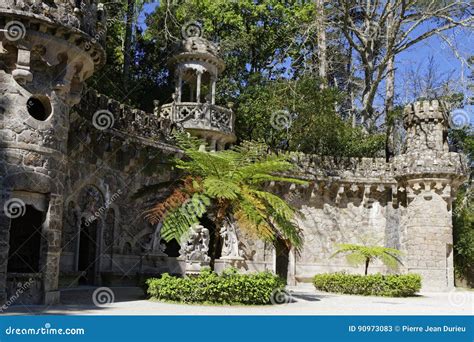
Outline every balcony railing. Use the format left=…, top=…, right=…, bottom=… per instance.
left=159, top=102, right=234, bottom=134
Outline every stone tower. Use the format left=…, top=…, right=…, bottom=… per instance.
left=158, top=22, right=236, bottom=150
left=394, top=100, right=468, bottom=291
left=0, top=1, right=105, bottom=304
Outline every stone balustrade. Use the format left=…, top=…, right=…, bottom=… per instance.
left=159, top=102, right=234, bottom=134
left=75, top=89, right=172, bottom=145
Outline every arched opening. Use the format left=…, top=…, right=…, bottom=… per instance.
left=78, top=218, right=98, bottom=285
left=201, top=214, right=221, bottom=262
left=7, top=205, right=45, bottom=273
left=27, top=96, right=52, bottom=121
left=163, top=239, right=181, bottom=257
left=275, top=239, right=290, bottom=281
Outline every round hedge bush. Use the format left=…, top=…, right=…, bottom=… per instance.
left=313, top=273, right=422, bottom=297
left=146, top=267, right=286, bottom=305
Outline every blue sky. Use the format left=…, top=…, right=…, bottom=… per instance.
left=138, top=2, right=473, bottom=124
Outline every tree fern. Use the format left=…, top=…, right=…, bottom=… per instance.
left=146, top=133, right=307, bottom=261
left=331, top=243, right=403, bottom=275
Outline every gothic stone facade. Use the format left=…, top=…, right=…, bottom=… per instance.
left=0, top=3, right=468, bottom=305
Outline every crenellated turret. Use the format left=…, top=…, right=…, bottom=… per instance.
left=394, top=99, right=469, bottom=291
left=0, top=1, right=106, bottom=305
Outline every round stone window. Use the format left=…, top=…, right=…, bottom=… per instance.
left=27, top=96, right=52, bottom=121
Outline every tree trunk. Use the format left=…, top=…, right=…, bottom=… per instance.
left=123, top=0, right=135, bottom=90
left=315, top=0, right=327, bottom=88
left=364, top=258, right=370, bottom=275
left=209, top=228, right=221, bottom=270
left=384, top=3, right=396, bottom=161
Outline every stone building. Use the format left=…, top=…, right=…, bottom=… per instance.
left=0, top=3, right=468, bottom=305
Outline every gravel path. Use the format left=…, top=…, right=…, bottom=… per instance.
left=4, top=287, right=473, bottom=316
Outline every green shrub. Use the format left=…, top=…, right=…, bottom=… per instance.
left=146, top=268, right=286, bottom=305
left=313, top=273, right=421, bottom=297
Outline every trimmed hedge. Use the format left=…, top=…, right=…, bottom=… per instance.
left=313, top=273, right=422, bottom=297
left=146, top=268, right=285, bottom=305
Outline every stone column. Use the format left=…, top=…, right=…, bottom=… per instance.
left=210, top=76, right=217, bottom=105
left=176, top=68, right=183, bottom=103
left=42, top=194, right=63, bottom=304
left=196, top=70, right=203, bottom=103
left=209, top=138, right=217, bottom=152
left=399, top=180, right=455, bottom=291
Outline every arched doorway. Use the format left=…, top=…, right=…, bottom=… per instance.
left=78, top=218, right=98, bottom=285
left=275, top=239, right=290, bottom=281
left=7, top=205, right=45, bottom=273
left=76, top=185, right=105, bottom=285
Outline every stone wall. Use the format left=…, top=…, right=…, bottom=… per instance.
left=0, top=0, right=468, bottom=302
left=0, top=1, right=105, bottom=304
left=57, top=90, right=181, bottom=288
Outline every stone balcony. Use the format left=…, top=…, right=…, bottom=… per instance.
left=159, top=102, right=236, bottom=148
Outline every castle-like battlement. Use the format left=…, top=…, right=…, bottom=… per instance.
left=79, top=89, right=164, bottom=138
left=403, top=99, right=448, bottom=127
left=0, top=0, right=106, bottom=42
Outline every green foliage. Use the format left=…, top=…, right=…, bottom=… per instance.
left=237, top=76, right=385, bottom=157
left=331, top=244, right=403, bottom=275
left=146, top=268, right=285, bottom=305
left=147, top=134, right=306, bottom=249
left=450, top=126, right=473, bottom=283
left=313, top=273, right=422, bottom=297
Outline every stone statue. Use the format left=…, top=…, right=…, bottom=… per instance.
left=179, top=224, right=210, bottom=262
left=220, top=220, right=244, bottom=260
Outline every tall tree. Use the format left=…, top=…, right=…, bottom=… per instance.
left=334, top=0, right=473, bottom=129
left=315, top=0, right=328, bottom=87
left=122, top=0, right=136, bottom=89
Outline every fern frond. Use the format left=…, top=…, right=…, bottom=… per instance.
left=160, top=193, right=211, bottom=242
left=204, top=177, right=240, bottom=200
